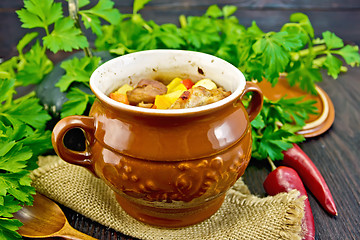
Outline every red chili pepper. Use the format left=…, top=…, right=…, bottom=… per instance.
left=181, top=79, right=194, bottom=89
left=263, top=164, right=315, bottom=240
left=282, top=143, right=337, bottom=216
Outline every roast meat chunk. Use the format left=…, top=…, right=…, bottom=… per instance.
left=170, top=86, right=231, bottom=109
left=127, top=79, right=167, bottom=105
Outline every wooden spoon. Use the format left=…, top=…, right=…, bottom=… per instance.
left=13, top=193, right=97, bottom=240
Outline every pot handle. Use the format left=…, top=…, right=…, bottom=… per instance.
left=52, top=115, right=96, bottom=173
left=239, top=82, right=263, bottom=122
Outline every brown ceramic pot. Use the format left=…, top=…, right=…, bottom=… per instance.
left=52, top=50, right=263, bottom=228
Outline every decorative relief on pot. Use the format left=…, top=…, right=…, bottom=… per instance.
left=174, top=157, right=224, bottom=201
left=100, top=146, right=249, bottom=203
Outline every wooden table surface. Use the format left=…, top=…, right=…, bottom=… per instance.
left=1, top=1, right=359, bottom=240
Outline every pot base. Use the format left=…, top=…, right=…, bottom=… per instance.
left=115, top=194, right=225, bottom=228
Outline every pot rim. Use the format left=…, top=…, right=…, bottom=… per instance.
left=90, top=49, right=246, bottom=116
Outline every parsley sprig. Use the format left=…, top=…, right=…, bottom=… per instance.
left=249, top=96, right=318, bottom=161
left=0, top=79, right=52, bottom=239
left=16, top=0, right=88, bottom=53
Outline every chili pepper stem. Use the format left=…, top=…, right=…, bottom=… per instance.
left=267, top=157, right=277, bottom=171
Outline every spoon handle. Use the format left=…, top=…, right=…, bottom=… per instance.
left=57, top=221, right=98, bottom=240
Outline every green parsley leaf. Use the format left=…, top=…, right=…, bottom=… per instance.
left=253, top=31, right=303, bottom=79
left=137, top=23, right=186, bottom=50
left=0, top=141, right=17, bottom=158
left=335, top=45, right=360, bottom=67
left=133, top=0, right=152, bottom=14
left=109, top=43, right=136, bottom=55
left=290, top=12, right=314, bottom=38
left=0, top=79, right=15, bottom=103
left=324, top=53, right=343, bottom=79
left=220, top=17, right=245, bottom=44
left=205, top=5, right=223, bottom=18
left=277, top=97, right=318, bottom=126
left=243, top=59, right=264, bottom=82
left=323, top=31, right=344, bottom=49
left=281, top=124, right=306, bottom=143
left=61, top=88, right=95, bottom=118
left=251, top=114, right=265, bottom=129
left=0, top=218, right=23, bottom=240
left=180, top=16, right=221, bottom=50
left=252, top=32, right=291, bottom=82
left=0, top=58, right=18, bottom=80
left=16, top=41, right=53, bottom=86
left=256, top=126, right=294, bottom=160
left=281, top=24, right=308, bottom=49
left=16, top=0, right=63, bottom=30
left=215, top=43, right=238, bottom=66
left=78, top=0, right=91, bottom=8
left=222, top=5, right=237, bottom=18
left=19, top=130, right=52, bottom=161
left=249, top=96, right=315, bottom=160
left=158, top=24, right=186, bottom=49
left=94, top=25, right=119, bottom=51
left=0, top=125, right=37, bottom=204
left=0, top=196, right=22, bottom=218
left=215, top=18, right=245, bottom=65
left=0, top=142, right=32, bottom=173
left=79, top=0, right=121, bottom=36
left=56, top=56, right=101, bottom=92
left=280, top=31, right=304, bottom=52
left=43, top=18, right=89, bottom=53
left=1, top=98, right=51, bottom=130
left=95, top=19, right=147, bottom=52
left=5, top=173, right=35, bottom=204
left=16, top=32, right=39, bottom=58
left=287, top=61, right=322, bottom=95
left=247, top=21, right=264, bottom=36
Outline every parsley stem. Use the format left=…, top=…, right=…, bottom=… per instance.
left=313, top=56, right=326, bottom=68
left=5, top=95, right=13, bottom=107
left=143, top=22, right=153, bottom=33
left=13, top=91, right=36, bottom=104
left=340, top=66, right=348, bottom=72
left=68, top=0, right=92, bottom=57
left=2, top=90, right=36, bottom=109
left=179, top=15, right=187, bottom=28
left=291, top=44, right=327, bottom=61
left=44, top=26, right=50, bottom=36
left=298, top=44, right=326, bottom=57
left=42, top=26, right=50, bottom=55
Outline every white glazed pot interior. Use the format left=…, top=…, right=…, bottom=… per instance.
left=90, top=50, right=246, bottom=114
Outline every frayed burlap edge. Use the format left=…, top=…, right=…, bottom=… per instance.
left=30, top=156, right=305, bottom=240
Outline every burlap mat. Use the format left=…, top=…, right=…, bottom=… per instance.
left=30, top=156, right=306, bottom=240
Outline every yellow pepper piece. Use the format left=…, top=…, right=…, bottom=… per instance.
left=167, top=78, right=182, bottom=92
left=171, top=83, right=187, bottom=93
left=193, top=78, right=217, bottom=90
left=155, top=90, right=185, bottom=109
left=167, top=78, right=186, bottom=93
left=114, top=84, right=134, bottom=95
